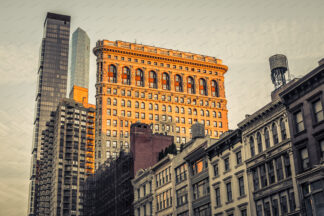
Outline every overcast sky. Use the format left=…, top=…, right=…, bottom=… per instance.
left=0, top=0, right=323, bottom=215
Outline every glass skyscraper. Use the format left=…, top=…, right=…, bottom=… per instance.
left=28, top=12, right=70, bottom=216
left=69, top=27, right=90, bottom=92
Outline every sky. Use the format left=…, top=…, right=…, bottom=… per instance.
left=0, top=0, right=323, bottom=215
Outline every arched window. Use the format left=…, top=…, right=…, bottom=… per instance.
left=272, top=123, right=278, bottom=144
left=108, top=65, right=117, bottom=83
left=187, top=76, right=195, bottom=94
left=280, top=119, right=287, bottom=140
left=257, top=132, right=263, bottom=153
left=149, top=103, right=153, bottom=110
left=107, top=98, right=111, bottom=105
left=200, top=110, right=204, bottom=116
left=122, top=67, right=131, bottom=85
left=188, top=108, right=192, bottom=114
left=193, top=109, right=197, bottom=115
left=141, top=102, right=145, bottom=109
left=264, top=128, right=270, bottom=148
left=135, top=69, right=144, bottom=87
left=175, top=75, right=183, bottom=92
left=199, top=78, right=207, bottom=95
left=211, top=80, right=219, bottom=97
left=175, top=106, right=179, bottom=113
left=162, top=73, right=170, bottom=90
left=149, top=71, right=157, bottom=88
left=135, top=101, right=139, bottom=108
left=168, top=105, right=172, bottom=112
left=206, top=110, right=209, bottom=117
left=250, top=137, right=255, bottom=157
left=121, top=99, right=125, bottom=107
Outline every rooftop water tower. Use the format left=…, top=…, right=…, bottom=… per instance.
left=269, top=54, right=290, bottom=89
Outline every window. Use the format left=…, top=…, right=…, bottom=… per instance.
left=149, top=71, right=157, bottom=88
left=127, top=100, right=131, bottom=107
left=272, top=123, right=279, bottom=144
left=280, top=119, right=287, bottom=140
left=215, top=187, right=221, bottom=207
left=181, top=107, right=184, bottom=114
left=226, top=182, right=232, bottom=202
left=250, top=137, right=255, bottom=157
left=213, top=163, right=219, bottom=176
left=168, top=105, right=172, bottom=112
left=175, top=163, right=187, bottom=183
left=236, top=151, right=242, bottom=165
left=241, top=209, right=247, bottom=216
left=300, top=147, right=309, bottom=170
left=162, top=73, right=170, bottom=90
left=257, top=132, right=263, bottom=153
left=313, top=99, right=324, bottom=123
left=192, top=179, right=209, bottom=200
left=238, top=176, right=245, bottom=196
left=276, top=157, right=284, bottom=181
left=108, top=64, right=117, bottom=83
left=191, top=158, right=207, bottom=175
left=176, top=187, right=188, bottom=207
left=280, top=195, right=288, bottom=215
left=121, top=100, right=125, bottom=107
left=199, top=78, right=207, bottom=95
left=135, top=69, right=144, bottom=87
left=175, top=74, right=183, bottom=92
left=321, top=140, right=324, bottom=159
left=149, top=103, right=153, bottom=110
left=141, top=102, right=145, bottom=109
left=268, top=161, right=275, bottom=184
left=265, top=128, right=270, bottom=148
left=107, top=98, right=111, bottom=105
left=252, top=168, right=259, bottom=191
left=188, top=108, right=192, bottom=114
left=272, top=199, right=279, bottom=216
left=224, top=157, right=230, bottom=171
left=260, top=164, right=268, bottom=187
left=135, top=101, right=139, bottom=108
left=294, top=110, right=304, bottom=133
left=122, top=67, right=131, bottom=85
left=284, top=153, right=291, bottom=177
left=107, top=109, right=111, bottom=115
left=211, top=80, right=219, bottom=97
left=154, top=104, right=158, bottom=110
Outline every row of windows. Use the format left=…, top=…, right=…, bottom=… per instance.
left=213, top=150, right=243, bottom=177
left=156, top=167, right=172, bottom=188
left=252, top=153, right=291, bottom=191
left=214, top=176, right=246, bottom=208
left=105, top=54, right=220, bottom=75
left=299, top=140, right=324, bottom=171
left=104, top=92, right=223, bottom=109
left=156, top=189, right=172, bottom=211
left=255, top=189, right=296, bottom=216
left=105, top=140, right=129, bottom=148
left=249, top=119, right=287, bottom=158
left=99, top=64, right=220, bottom=96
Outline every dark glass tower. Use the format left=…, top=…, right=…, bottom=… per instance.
left=28, top=12, right=70, bottom=216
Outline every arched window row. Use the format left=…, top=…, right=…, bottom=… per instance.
left=104, top=64, right=220, bottom=97
left=247, top=118, right=288, bottom=158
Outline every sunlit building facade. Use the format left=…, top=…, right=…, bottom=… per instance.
left=93, top=40, right=228, bottom=167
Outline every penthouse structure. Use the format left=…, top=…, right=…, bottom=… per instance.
left=93, top=40, right=229, bottom=167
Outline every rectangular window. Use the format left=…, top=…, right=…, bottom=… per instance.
left=300, top=147, right=309, bottom=170
left=236, top=151, right=242, bottom=165
left=321, top=140, right=324, bottom=159
left=213, top=163, right=219, bottom=177
left=192, top=179, right=209, bottom=200
left=272, top=199, right=279, bottom=216
left=280, top=195, right=288, bottom=214
left=226, top=182, right=232, bottom=202
left=313, top=99, right=324, bottom=123
left=276, top=157, right=284, bottom=181
left=176, top=187, right=188, bottom=207
left=175, top=163, right=187, bottom=183
left=238, top=176, right=245, bottom=196
left=215, top=187, right=221, bottom=206
left=260, top=164, right=268, bottom=187
left=268, top=161, right=275, bottom=184
left=294, top=110, right=304, bottom=133
left=224, top=157, right=230, bottom=171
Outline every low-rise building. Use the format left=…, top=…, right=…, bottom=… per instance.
left=206, top=129, right=250, bottom=216
left=280, top=61, right=324, bottom=216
